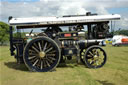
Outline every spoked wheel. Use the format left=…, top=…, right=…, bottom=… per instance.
left=84, top=45, right=107, bottom=68
left=23, top=37, right=60, bottom=72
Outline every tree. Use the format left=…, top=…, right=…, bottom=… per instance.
left=0, top=21, right=10, bottom=45
left=114, top=30, right=128, bottom=36
left=118, top=30, right=128, bottom=36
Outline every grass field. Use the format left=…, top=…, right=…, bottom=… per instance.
left=0, top=45, right=128, bottom=85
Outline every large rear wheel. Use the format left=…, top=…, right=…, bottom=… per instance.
left=23, top=37, right=61, bottom=72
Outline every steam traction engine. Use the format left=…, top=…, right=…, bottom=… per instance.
left=9, top=12, right=121, bottom=72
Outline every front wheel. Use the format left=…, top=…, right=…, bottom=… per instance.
left=84, top=45, right=107, bottom=68
left=23, top=37, right=61, bottom=72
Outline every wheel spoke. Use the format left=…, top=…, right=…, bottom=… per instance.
left=43, top=42, right=47, bottom=51
left=96, top=61, right=99, bottom=65
left=29, top=50, right=37, bottom=56
left=30, top=56, right=38, bottom=62
left=46, top=54, right=55, bottom=56
left=96, top=49, right=99, bottom=56
left=45, top=47, right=53, bottom=53
left=96, top=49, right=102, bottom=56
left=28, top=56, right=36, bottom=60
left=38, top=42, right=42, bottom=51
left=46, top=60, right=50, bottom=67
left=29, top=49, right=37, bottom=55
left=33, top=43, right=39, bottom=49
left=36, top=59, right=41, bottom=67
left=48, top=57, right=56, bottom=61
left=89, top=51, right=94, bottom=56
left=46, top=43, right=52, bottom=49
left=93, top=60, right=98, bottom=66
left=33, top=59, right=39, bottom=66
left=43, top=59, right=47, bottom=67
left=92, top=49, right=96, bottom=54
left=46, top=57, right=53, bottom=64
left=29, top=49, right=36, bottom=53
left=90, top=60, right=94, bottom=65
left=32, top=46, right=39, bottom=53
left=98, top=59, right=102, bottom=65
left=87, top=54, right=92, bottom=58
left=49, top=50, right=56, bottom=53
left=40, top=60, right=43, bottom=69
left=29, top=52, right=37, bottom=56
left=41, top=59, right=45, bottom=68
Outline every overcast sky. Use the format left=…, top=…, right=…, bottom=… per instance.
left=0, top=0, right=128, bottom=30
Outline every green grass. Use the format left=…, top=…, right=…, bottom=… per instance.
left=0, top=45, right=128, bottom=85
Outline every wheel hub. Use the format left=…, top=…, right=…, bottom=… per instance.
left=39, top=51, right=46, bottom=58
left=94, top=55, right=99, bottom=60
left=94, top=55, right=98, bottom=58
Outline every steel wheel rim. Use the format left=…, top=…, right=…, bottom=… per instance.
left=24, top=37, right=60, bottom=72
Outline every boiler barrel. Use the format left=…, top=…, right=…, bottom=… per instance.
left=78, top=39, right=104, bottom=49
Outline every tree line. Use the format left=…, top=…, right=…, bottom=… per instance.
left=0, top=21, right=25, bottom=45
left=114, top=29, right=128, bottom=36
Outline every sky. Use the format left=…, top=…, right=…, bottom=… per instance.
left=0, top=0, right=128, bottom=30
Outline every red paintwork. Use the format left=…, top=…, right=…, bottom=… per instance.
left=64, top=34, right=71, bottom=37
left=122, top=38, right=128, bottom=42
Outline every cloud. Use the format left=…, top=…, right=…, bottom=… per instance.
left=0, top=0, right=128, bottom=30
left=57, top=1, right=88, bottom=15
left=116, top=13, right=128, bottom=30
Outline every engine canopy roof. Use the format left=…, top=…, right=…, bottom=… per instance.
left=9, top=14, right=121, bottom=29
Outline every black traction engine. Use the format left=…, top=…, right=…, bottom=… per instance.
left=9, top=12, right=120, bottom=72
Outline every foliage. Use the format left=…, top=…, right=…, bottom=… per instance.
left=114, top=30, right=128, bottom=36
left=0, top=21, right=10, bottom=45
left=13, top=32, right=26, bottom=38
